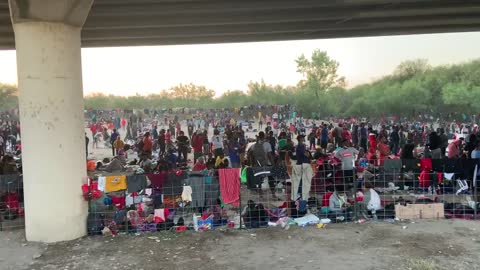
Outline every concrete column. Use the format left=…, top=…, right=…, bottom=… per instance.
left=10, top=0, right=93, bottom=242
left=14, top=21, right=87, bottom=243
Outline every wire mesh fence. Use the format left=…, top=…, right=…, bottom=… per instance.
left=0, top=174, right=24, bottom=231
left=1, top=158, right=479, bottom=234
left=84, top=158, right=480, bottom=236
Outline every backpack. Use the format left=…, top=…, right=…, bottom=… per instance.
left=250, top=141, right=268, bottom=167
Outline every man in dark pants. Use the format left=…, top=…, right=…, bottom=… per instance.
left=85, top=133, right=89, bottom=160
left=110, top=129, right=119, bottom=156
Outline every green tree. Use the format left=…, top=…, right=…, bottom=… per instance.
left=295, top=49, right=345, bottom=97
left=393, top=59, right=430, bottom=80
left=168, top=83, right=215, bottom=100
left=0, top=83, right=18, bottom=109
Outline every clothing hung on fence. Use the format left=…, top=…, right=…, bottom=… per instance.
left=290, top=163, right=313, bottom=200
left=181, top=185, right=193, bottom=202
left=186, top=171, right=206, bottom=208
left=147, top=172, right=167, bottom=191
left=219, top=168, right=240, bottom=207
left=105, top=175, right=127, bottom=193
left=163, top=171, right=187, bottom=196
left=97, top=176, right=106, bottom=192
left=127, top=175, right=148, bottom=193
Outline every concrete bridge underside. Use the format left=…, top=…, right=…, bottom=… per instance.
left=2, top=0, right=480, bottom=49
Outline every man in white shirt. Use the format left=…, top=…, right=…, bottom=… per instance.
left=211, top=129, right=224, bottom=159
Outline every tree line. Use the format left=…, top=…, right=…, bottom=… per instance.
left=1, top=49, right=479, bottom=118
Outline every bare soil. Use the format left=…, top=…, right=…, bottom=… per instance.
left=2, top=220, right=480, bottom=270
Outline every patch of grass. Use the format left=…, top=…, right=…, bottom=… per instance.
left=407, top=259, right=438, bottom=270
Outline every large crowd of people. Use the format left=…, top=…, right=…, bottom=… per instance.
left=2, top=106, right=480, bottom=230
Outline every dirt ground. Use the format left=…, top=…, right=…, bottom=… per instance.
left=2, top=220, right=480, bottom=270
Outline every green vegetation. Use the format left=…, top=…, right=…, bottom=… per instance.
left=1, top=49, right=480, bottom=117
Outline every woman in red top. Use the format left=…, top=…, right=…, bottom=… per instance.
left=142, top=132, right=153, bottom=160
left=342, top=126, right=352, bottom=143
left=377, top=136, right=391, bottom=166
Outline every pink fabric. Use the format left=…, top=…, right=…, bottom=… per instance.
left=219, top=168, right=240, bottom=207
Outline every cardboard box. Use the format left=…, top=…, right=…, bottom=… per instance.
left=395, top=203, right=444, bottom=220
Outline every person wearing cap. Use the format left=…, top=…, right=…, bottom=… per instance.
left=335, top=139, right=359, bottom=184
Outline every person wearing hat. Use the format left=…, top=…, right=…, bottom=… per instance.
left=335, top=139, right=359, bottom=184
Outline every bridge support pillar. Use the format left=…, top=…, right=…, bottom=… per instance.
left=9, top=0, right=93, bottom=242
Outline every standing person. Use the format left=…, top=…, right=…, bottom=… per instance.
left=248, top=131, right=276, bottom=197
left=151, top=125, right=159, bottom=141
left=471, top=141, right=480, bottom=159
left=191, top=130, right=204, bottom=163
left=113, top=136, right=125, bottom=157
left=342, top=125, right=352, bottom=144
left=110, top=129, right=119, bottom=157
left=90, top=123, right=97, bottom=140
left=227, top=136, right=241, bottom=168
left=212, top=129, right=224, bottom=159
left=238, top=130, right=247, bottom=165
left=439, top=128, right=448, bottom=158
left=352, top=124, right=359, bottom=148
left=165, top=129, right=172, bottom=146
left=335, top=140, right=359, bottom=184
left=359, top=123, right=368, bottom=151
left=142, top=132, right=153, bottom=160
left=187, top=121, right=194, bottom=140
left=308, top=131, right=316, bottom=150
left=268, top=130, right=277, bottom=154
left=428, top=131, right=442, bottom=159
left=334, top=124, right=343, bottom=147
left=202, top=130, right=210, bottom=158
left=176, top=121, right=181, bottom=138
left=321, top=124, right=329, bottom=150
left=447, top=139, right=463, bottom=159
left=377, top=136, right=390, bottom=166
left=85, top=133, right=89, bottom=160
left=389, top=126, right=400, bottom=155
left=176, top=131, right=190, bottom=162
left=158, top=129, right=166, bottom=155
left=0, top=134, right=4, bottom=157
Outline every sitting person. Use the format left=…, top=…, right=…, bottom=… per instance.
left=139, top=158, right=152, bottom=173
left=356, top=182, right=382, bottom=220
left=117, top=148, right=128, bottom=164
left=104, top=157, right=123, bottom=172
left=203, top=198, right=228, bottom=227
left=242, top=200, right=269, bottom=229
left=0, top=155, right=17, bottom=175
left=329, top=186, right=349, bottom=214
left=193, top=156, right=207, bottom=171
